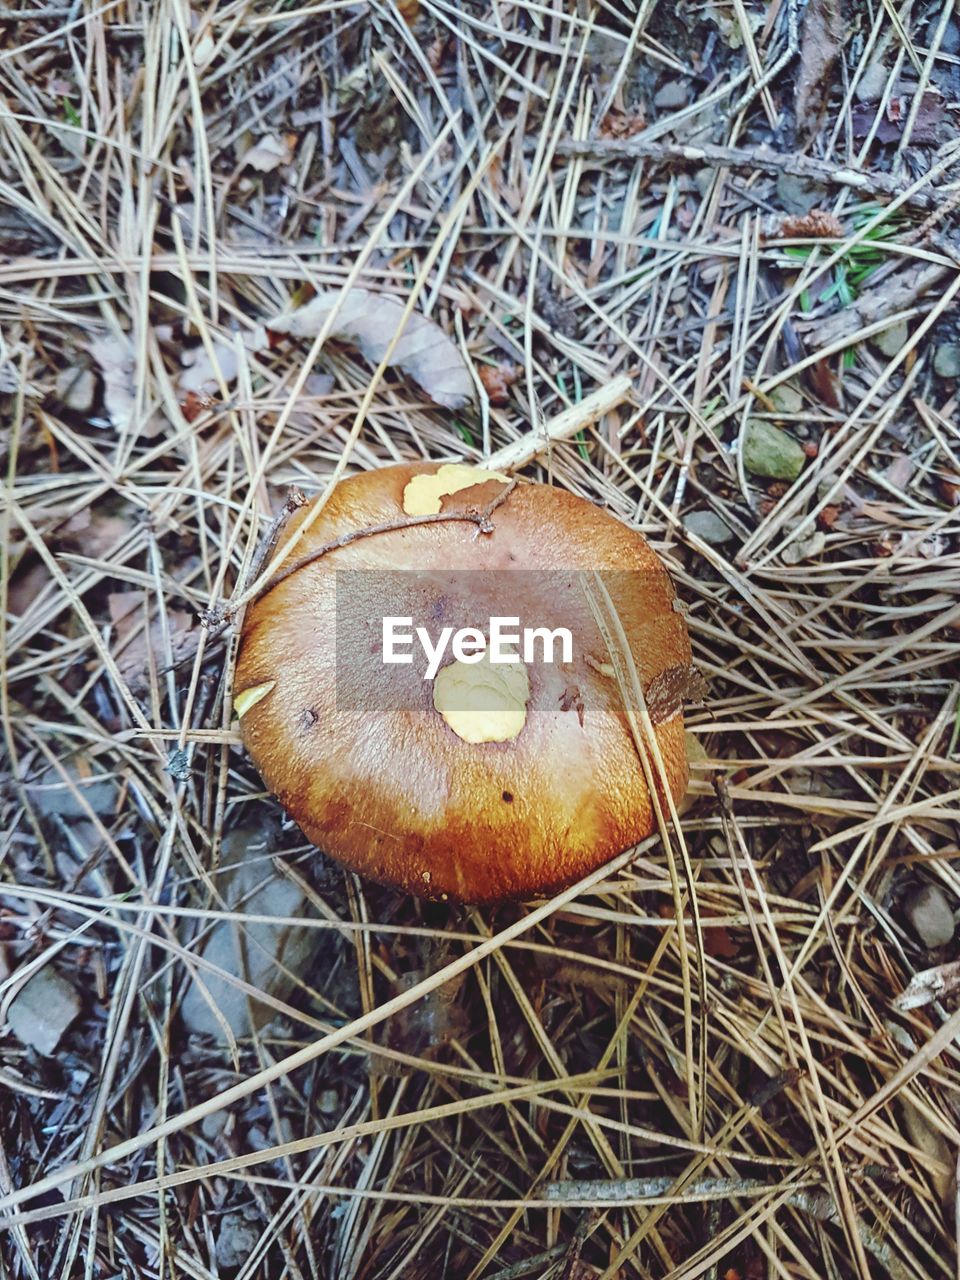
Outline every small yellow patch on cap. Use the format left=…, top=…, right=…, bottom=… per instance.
left=433, top=654, right=530, bottom=743
left=402, top=463, right=510, bottom=516
left=234, top=680, right=276, bottom=719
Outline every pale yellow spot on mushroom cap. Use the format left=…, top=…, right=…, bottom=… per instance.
left=402, top=463, right=510, bottom=516
left=432, top=654, right=530, bottom=744
left=234, top=680, right=276, bottom=719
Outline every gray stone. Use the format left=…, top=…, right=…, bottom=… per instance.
left=683, top=509, right=736, bottom=545
left=741, top=420, right=806, bottom=481
left=934, top=344, right=960, bottom=378
left=872, top=320, right=909, bottom=358
left=215, top=1212, right=261, bottom=1270
left=8, top=967, right=81, bottom=1055
left=201, top=1111, right=230, bottom=1141
left=770, top=383, right=804, bottom=415
left=855, top=59, right=890, bottom=103
left=905, top=884, right=955, bottom=949
left=26, top=764, right=118, bottom=819
left=180, top=827, right=322, bottom=1041
left=654, top=80, right=690, bottom=111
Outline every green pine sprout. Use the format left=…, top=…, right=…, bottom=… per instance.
left=785, top=205, right=903, bottom=312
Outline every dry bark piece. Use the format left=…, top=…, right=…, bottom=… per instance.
left=266, top=289, right=474, bottom=409
left=895, top=960, right=960, bottom=1011
left=555, top=138, right=940, bottom=211
left=235, top=463, right=691, bottom=903
left=795, top=0, right=844, bottom=143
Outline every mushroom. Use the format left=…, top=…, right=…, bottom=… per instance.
left=235, top=462, right=692, bottom=903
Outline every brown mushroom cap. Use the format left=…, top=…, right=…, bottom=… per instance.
left=235, top=462, right=691, bottom=903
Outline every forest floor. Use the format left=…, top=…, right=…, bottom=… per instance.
left=1, top=1, right=960, bottom=1277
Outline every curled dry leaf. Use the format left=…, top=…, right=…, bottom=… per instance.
left=599, top=107, right=646, bottom=139
left=266, top=289, right=474, bottom=408
left=88, top=332, right=137, bottom=431
left=178, top=339, right=240, bottom=396
left=476, top=361, right=520, bottom=404
left=241, top=132, right=297, bottom=173
left=794, top=0, right=844, bottom=143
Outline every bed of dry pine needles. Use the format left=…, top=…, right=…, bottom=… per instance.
left=2, top=1, right=960, bottom=1277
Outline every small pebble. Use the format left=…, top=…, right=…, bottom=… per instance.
left=215, top=1213, right=261, bottom=1270
left=770, top=383, right=803, bottom=415
left=683, top=509, right=736, bottom=545
left=201, top=1111, right=230, bottom=1141
left=933, top=344, right=960, bottom=379
left=741, top=420, right=806, bottom=481
left=654, top=80, right=690, bottom=110
left=872, top=320, right=909, bottom=359
left=8, top=968, right=81, bottom=1056
left=904, top=884, right=955, bottom=949
left=855, top=59, right=889, bottom=103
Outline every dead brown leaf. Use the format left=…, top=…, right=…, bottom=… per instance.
left=794, top=0, right=844, bottom=143
left=599, top=106, right=646, bottom=139
left=807, top=356, right=841, bottom=409
left=108, top=592, right=195, bottom=690
left=265, top=289, right=474, bottom=409
left=901, top=1099, right=954, bottom=1204
left=8, top=562, right=52, bottom=616
left=852, top=92, right=948, bottom=145
left=477, top=361, right=520, bottom=405
left=180, top=389, right=214, bottom=423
